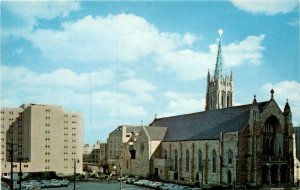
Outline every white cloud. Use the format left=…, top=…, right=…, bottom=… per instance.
left=26, top=14, right=197, bottom=63
left=160, top=91, right=205, bottom=117
left=156, top=34, right=265, bottom=80
left=3, top=1, right=80, bottom=37
left=230, top=0, right=299, bottom=15
left=1, top=66, right=114, bottom=88
left=221, top=34, right=265, bottom=66
left=119, top=79, right=156, bottom=93
left=1, top=66, right=148, bottom=118
left=91, top=91, right=148, bottom=117
left=288, top=18, right=300, bottom=26
left=262, top=80, right=300, bottom=125
left=118, top=78, right=157, bottom=103
left=4, top=13, right=265, bottom=81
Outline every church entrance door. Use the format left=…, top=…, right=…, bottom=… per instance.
left=271, top=164, right=278, bottom=184
left=261, top=165, right=269, bottom=184
left=227, top=170, right=232, bottom=185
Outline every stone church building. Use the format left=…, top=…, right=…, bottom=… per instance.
left=119, top=31, right=294, bottom=188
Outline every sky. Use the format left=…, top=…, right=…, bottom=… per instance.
left=1, top=0, right=299, bottom=145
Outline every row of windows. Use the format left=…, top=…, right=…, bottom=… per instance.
left=45, top=116, right=50, bottom=120
left=164, top=148, right=234, bottom=173
left=45, top=109, right=50, bottom=113
left=64, top=152, right=77, bottom=155
left=45, top=159, right=50, bottom=163
left=1, top=111, right=15, bottom=114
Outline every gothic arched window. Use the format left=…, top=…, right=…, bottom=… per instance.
left=212, top=149, right=217, bottom=173
left=228, top=149, right=233, bottom=165
left=262, top=116, right=281, bottom=157
left=186, top=149, right=190, bottom=172
left=221, top=90, right=226, bottom=108
left=174, top=149, right=178, bottom=171
left=164, top=149, right=168, bottom=159
left=198, top=149, right=202, bottom=171
left=140, top=143, right=144, bottom=152
left=227, top=92, right=231, bottom=107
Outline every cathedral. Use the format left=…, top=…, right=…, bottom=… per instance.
left=119, top=31, right=294, bottom=188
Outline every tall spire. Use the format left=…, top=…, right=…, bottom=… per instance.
left=214, top=29, right=224, bottom=81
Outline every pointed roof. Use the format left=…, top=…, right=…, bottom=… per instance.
left=150, top=101, right=268, bottom=141
left=284, top=99, right=291, bottom=113
left=144, top=126, right=167, bottom=141
left=214, top=29, right=224, bottom=81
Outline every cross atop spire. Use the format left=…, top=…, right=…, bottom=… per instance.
left=214, top=29, right=224, bottom=81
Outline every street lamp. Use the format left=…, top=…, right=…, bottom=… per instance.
left=73, top=159, right=79, bottom=190
left=113, top=164, right=122, bottom=190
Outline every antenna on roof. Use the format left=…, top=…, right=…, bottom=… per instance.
left=89, top=71, right=92, bottom=123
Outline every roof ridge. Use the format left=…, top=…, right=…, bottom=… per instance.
left=154, top=101, right=268, bottom=122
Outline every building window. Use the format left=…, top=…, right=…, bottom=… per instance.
left=174, top=149, right=178, bottom=171
left=198, top=149, right=202, bottom=171
left=164, top=149, right=167, bottom=159
left=228, top=149, right=233, bottom=165
left=140, top=143, right=145, bottom=152
left=185, top=149, right=190, bottom=172
left=212, top=149, right=216, bottom=173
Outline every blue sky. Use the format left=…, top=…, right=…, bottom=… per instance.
left=1, top=0, right=299, bottom=145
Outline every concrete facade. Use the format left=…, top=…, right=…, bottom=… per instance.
left=106, top=125, right=142, bottom=173
left=83, top=141, right=107, bottom=173
left=1, top=103, right=83, bottom=177
left=120, top=126, right=167, bottom=178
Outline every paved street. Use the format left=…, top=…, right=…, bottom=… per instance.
left=1, top=181, right=153, bottom=190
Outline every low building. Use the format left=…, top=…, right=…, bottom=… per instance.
left=83, top=141, right=107, bottom=173
left=107, top=125, right=142, bottom=172
left=121, top=126, right=167, bottom=177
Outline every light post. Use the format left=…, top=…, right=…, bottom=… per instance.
left=113, top=163, right=122, bottom=190
left=9, top=140, right=14, bottom=190
left=18, top=157, right=27, bottom=190
left=74, top=159, right=79, bottom=190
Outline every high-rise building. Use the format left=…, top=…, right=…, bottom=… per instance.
left=1, top=103, right=83, bottom=177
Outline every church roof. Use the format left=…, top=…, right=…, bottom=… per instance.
left=144, top=126, right=168, bottom=141
left=150, top=101, right=268, bottom=142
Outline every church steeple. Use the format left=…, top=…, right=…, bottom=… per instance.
left=205, top=29, right=234, bottom=111
left=214, top=29, right=224, bottom=81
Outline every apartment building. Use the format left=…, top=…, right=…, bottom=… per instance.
left=1, top=103, right=83, bottom=177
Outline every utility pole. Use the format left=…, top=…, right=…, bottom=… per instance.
left=74, top=160, right=76, bottom=190
left=74, top=159, right=79, bottom=190
left=10, top=140, right=14, bottom=190
left=18, top=157, right=27, bottom=190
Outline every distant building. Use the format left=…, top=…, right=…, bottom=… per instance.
left=83, top=141, right=107, bottom=173
left=121, top=126, right=167, bottom=177
left=83, top=144, right=93, bottom=163
left=1, top=103, right=83, bottom=177
left=294, top=126, right=300, bottom=160
left=107, top=125, right=142, bottom=172
left=294, top=126, right=300, bottom=185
